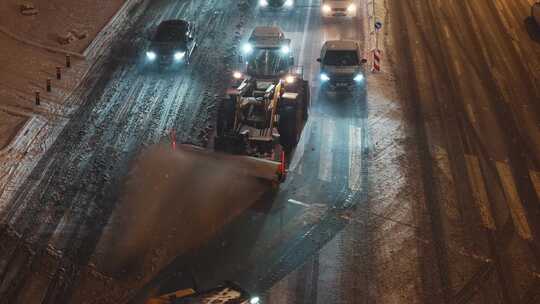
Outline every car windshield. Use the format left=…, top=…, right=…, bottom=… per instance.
left=247, top=49, right=290, bottom=76
left=323, top=50, right=359, bottom=66
left=154, top=25, right=187, bottom=43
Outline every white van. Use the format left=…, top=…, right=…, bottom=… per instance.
left=317, top=40, right=367, bottom=91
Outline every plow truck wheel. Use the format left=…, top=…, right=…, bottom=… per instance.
left=217, top=96, right=236, bottom=136
left=278, top=105, right=299, bottom=151
left=302, top=80, right=310, bottom=122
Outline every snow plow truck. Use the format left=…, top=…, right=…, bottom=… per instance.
left=213, top=26, right=310, bottom=184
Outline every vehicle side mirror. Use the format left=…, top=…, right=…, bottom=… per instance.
left=361, top=58, right=367, bottom=64
left=316, top=58, right=321, bottom=62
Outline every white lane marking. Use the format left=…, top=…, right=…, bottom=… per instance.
left=453, top=59, right=463, bottom=76
left=298, top=0, right=315, bottom=67
left=466, top=104, right=477, bottom=124
left=464, top=155, right=495, bottom=230
left=443, top=25, right=451, bottom=39
left=318, top=118, right=336, bottom=182
left=530, top=170, right=540, bottom=201
left=288, top=198, right=310, bottom=208
left=348, top=125, right=362, bottom=191
left=289, top=118, right=314, bottom=173
left=496, top=161, right=533, bottom=240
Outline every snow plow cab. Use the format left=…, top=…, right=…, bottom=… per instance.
left=217, top=26, right=310, bottom=183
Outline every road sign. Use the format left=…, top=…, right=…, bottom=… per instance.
left=375, top=21, right=383, bottom=30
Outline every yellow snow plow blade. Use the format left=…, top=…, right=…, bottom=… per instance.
left=177, top=144, right=283, bottom=183
left=145, top=288, right=195, bottom=304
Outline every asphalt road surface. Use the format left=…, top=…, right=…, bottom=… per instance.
left=392, top=0, right=540, bottom=303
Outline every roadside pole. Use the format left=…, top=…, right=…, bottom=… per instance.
left=369, top=0, right=383, bottom=73
left=373, top=20, right=383, bottom=73
left=373, top=0, right=377, bottom=50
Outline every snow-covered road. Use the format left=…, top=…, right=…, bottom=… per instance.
left=0, top=1, right=256, bottom=302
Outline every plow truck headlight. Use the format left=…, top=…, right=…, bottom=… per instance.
left=284, top=0, right=294, bottom=7
left=146, top=51, right=156, bottom=61
left=280, top=45, right=290, bottom=54
left=233, top=71, right=243, bottom=79
left=347, top=4, right=356, bottom=13
left=320, top=73, right=330, bottom=81
left=250, top=297, right=260, bottom=304
left=322, top=4, right=331, bottom=14
left=285, top=75, right=296, bottom=84
left=353, top=73, right=364, bottom=82
left=242, top=43, right=253, bottom=54
left=259, top=0, right=268, bottom=7
left=174, top=51, right=185, bottom=61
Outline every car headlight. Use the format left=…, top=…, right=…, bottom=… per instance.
left=284, top=0, right=294, bottom=7
left=259, top=0, right=268, bottom=7
left=353, top=73, right=364, bottom=82
left=146, top=51, right=156, bottom=61
left=280, top=45, right=290, bottom=54
left=322, top=4, right=331, bottom=13
left=250, top=297, right=260, bottom=304
left=320, top=73, right=330, bottom=81
left=347, top=4, right=356, bottom=13
left=242, top=43, right=253, bottom=54
left=174, top=51, right=185, bottom=61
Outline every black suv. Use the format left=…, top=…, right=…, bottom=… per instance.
left=145, top=20, right=196, bottom=68
left=258, top=0, right=294, bottom=9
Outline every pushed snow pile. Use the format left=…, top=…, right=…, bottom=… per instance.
left=92, top=145, right=273, bottom=280
left=19, top=2, right=39, bottom=16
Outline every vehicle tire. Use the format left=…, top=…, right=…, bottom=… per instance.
left=302, top=80, right=310, bottom=122
left=217, top=96, right=236, bottom=136
left=279, top=105, right=299, bottom=150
